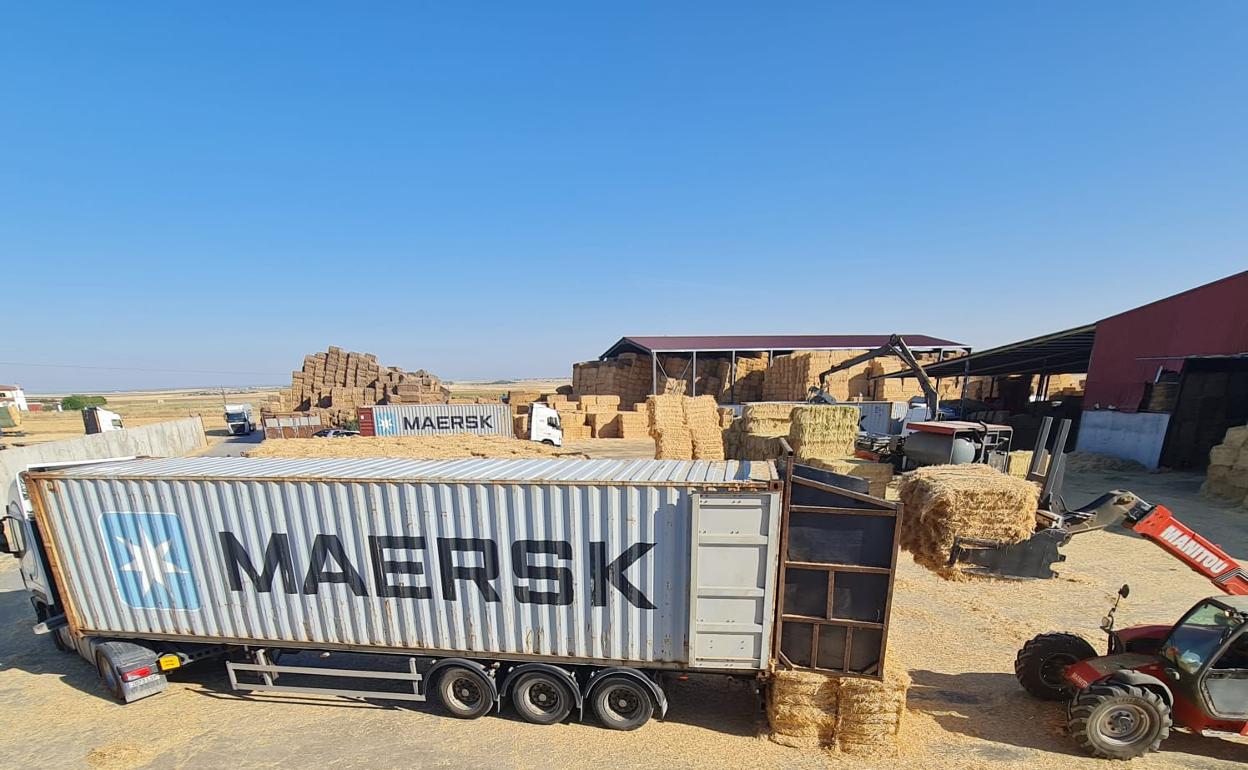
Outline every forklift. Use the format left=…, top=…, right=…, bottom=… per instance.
left=1008, top=477, right=1248, bottom=758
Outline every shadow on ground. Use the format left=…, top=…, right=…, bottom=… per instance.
left=909, top=669, right=1248, bottom=766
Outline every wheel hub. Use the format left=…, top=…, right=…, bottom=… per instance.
left=1097, top=704, right=1149, bottom=745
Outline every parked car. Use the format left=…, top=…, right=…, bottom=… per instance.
left=312, top=428, right=360, bottom=438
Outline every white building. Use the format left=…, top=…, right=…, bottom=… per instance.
left=0, top=385, right=29, bottom=411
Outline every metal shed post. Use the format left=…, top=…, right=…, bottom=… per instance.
left=692, top=352, right=697, bottom=397
left=652, top=352, right=658, bottom=396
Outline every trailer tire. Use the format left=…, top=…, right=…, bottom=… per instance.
left=435, top=665, right=494, bottom=720
left=511, top=671, right=574, bottom=725
left=52, top=625, right=74, bottom=653
left=95, top=648, right=127, bottom=702
left=591, top=676, right=654, bottom=731
left=1015, top=632, right=1096, bottom=700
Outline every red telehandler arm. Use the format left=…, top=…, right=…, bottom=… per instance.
left=1123, top=499, right=1248, bottom=595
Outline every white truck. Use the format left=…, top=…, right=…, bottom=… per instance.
left=223, top=404, right=256, bottom=436
left=81, top=406, right=124, bottom=434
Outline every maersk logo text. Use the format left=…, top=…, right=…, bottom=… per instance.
left=101, top=513, right=201, bottom=610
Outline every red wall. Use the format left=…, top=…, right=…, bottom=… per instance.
left=1084, top=271, right=1248, bottom=412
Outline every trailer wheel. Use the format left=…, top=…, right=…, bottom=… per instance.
left=52, top=625, right=74, bottom=653
left=511, top=671, right=573, bottom=725
left=1068, top=683, right=1171, bottom=760
left=1015, top=632, right=1096, bottom=700
left=435, top=665, right=494, bottom=720
left=591, top=677, right=654, bottom=731
left=95, top=648, right=126, bottom=702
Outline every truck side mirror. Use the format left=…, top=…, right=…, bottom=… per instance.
left=1119, top=584, right=1130, bottom=598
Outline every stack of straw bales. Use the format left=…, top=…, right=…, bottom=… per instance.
left=788, top=406, right=859, bottom=463
left=897, top=465, right=1039, bottom=575
left=724, top=402, right=800, bottom=460
left=1202, top=424, right=1248, bottom=508
left=647, top=394, right=723, bottom=460
left=571, top=353, right=651, bottom=408
left=804, top=458, right=893, bottom=498
left=762, top=351, right=873, bottom=402
left=683, top=395, right=725, bottom=460
left=269, top=346, right=450, bottom=427
left=767, top=667, right=910, bottom=757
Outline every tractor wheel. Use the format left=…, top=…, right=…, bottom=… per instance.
left=1067, top=683, right=1171, bottom=760
left=1014, top=632, right=1097, bottom=700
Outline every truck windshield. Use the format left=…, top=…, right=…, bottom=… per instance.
left=1162, top=601, right=1245, bottom=672
left=225, top=413, right=247, bottom=422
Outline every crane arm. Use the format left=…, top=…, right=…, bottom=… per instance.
left=810, top=333, right=942, bottom=420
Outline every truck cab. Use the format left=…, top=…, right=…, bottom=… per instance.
left=82, top=407, right=124, bottom=434
left=223, top=404, right=256, bottom=436
left=527, top=403, right=563, bottom=446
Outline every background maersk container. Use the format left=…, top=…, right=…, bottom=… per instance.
left=357, top=404, right=515, bottom=438
left=28, top=457, right=782, bottom=672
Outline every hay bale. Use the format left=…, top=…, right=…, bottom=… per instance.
left=742, top=402, right=796, bottom=436
left=1006, top=450, right=1034, bottom=478
left=897, top=464, right=1039, bottom=574
left=690, top=428, right=725, bottom=460
left=805, top=458, right=893, bottom=498
left=789, top=405, right=859, bottom=461
left=655, top=428, right=693, bottom=460
left=767, top=669, right=838, bottom=749
left=835, top=667, right=910, bottom=757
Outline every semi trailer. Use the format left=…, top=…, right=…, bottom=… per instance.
left=1, top=455, right=900, bottom=729
left=358, top=403, right=563, bottom=446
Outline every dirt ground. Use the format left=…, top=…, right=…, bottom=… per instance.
left=0, top=463, right=1245, bottom=769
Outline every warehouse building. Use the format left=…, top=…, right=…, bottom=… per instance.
left=918, top=271, right=1248, bottom=469
left=574, top=334, right=970, bottom=407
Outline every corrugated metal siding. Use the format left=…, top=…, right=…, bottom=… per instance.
left=45, top=456, right=779, bottom=485
left=363, top=404, right=514, bottom=438
left=33, top=459, right=779, bottom=669
left=1084, top=271, right=1248, bottom=411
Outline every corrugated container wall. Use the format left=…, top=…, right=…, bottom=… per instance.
left=29, top=457, right=780, bottom=671
left=358, top=404, right=514, bottom=438
left=1084, top=271, right=1248, bottom=412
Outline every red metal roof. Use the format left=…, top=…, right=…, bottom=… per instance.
left=602, top=334, right=966, bottom=358
left=1084, top=271, right=1248, bottom=411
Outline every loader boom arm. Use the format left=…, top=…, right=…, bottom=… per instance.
left=1125, top=502, right=1248, bottom=595
left=812, top=334, right=941, bottom=420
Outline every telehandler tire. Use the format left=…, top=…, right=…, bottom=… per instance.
left=1015, top=632, right=1096, bottom=700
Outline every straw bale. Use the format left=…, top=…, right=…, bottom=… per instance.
left=587, top=411, right=621, bottom=438
left=681, top=395, right=719, bottom=426
left=767, top=670, right=838, bottom=749
left=743, top=402, right=797, bottom=420
left=655, top=428, right=694, bottom=460
left=743, top=434, right=786, bottom=460
left=690, top=429, right=725, bottom=460
left=805, top=458, right=893, bottom=498
left=788, top=405, right=858, bottom=460
left=897, top=464, right=1039, bottom=574
left=1006, top=450, right=1034, bottom=478
left=1224, top=425, right=1248, bottom=450
left=1210, top=445, right=1239, bottom=466
left=834, top=667, right=910, bottom=757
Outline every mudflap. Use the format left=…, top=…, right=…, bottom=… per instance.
left=949, top=528, right=1070, bottom=579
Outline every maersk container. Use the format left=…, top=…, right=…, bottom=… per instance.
left=358, top=404, right=514, bottom=438
left=27, top=457, right=782, bottom=672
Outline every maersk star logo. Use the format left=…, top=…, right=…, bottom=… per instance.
left=101, top=513, right=200, bottom=610
left=375, top=413, right=398, bottom=436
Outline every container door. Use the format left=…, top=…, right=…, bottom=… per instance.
left=688, top=492, right=781, bottom=670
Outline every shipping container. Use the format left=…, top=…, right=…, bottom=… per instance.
left=358, top=404, right=514, bottom=438
left=7, top=455, right=900, bottom=729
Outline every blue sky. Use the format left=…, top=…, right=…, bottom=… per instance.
left=2, top=3, right=1245, bottom=392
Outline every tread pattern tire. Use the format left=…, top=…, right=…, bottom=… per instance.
left=591, top=677, right=655, bottom=731
left=1015, top=632, right=1097, bottom=700
left=1067, top=683, right=1171, bottom=760
left=511, top=671, right=573, bottom=725
left=435, top=666, right=494, bottom=720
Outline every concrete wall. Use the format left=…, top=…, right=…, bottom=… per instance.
left=1, top=417, right=206, bottom=497
left=1075, top=410, right=1171, bottom=469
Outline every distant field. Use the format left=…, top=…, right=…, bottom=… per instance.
left=5, top=379, right=570, bottom=447
left=6, top=388, right=280, bottom=446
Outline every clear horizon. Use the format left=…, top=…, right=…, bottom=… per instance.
left=4, top=3, right=1246, bottom=392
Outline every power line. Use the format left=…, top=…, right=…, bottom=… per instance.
left=0, top=360, right=286, bottom=377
